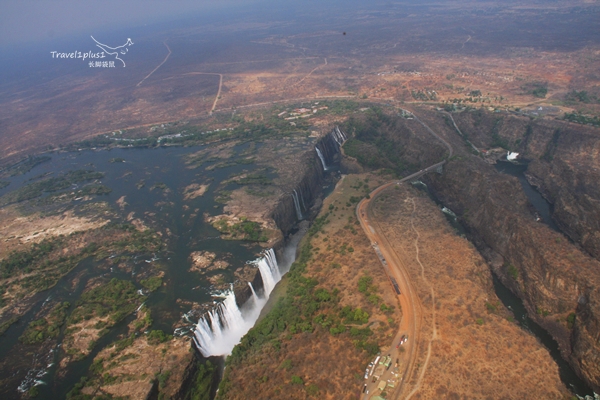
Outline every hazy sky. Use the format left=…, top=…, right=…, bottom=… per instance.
left=0, top=0, right=261, bottom=46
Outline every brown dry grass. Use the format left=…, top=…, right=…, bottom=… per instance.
left=61, top=316, right=111, bottom=361
left=0, top=205, right=110, bottom=258
left=82, top=336, right=194, bottom=400
left=371, top=182, right=570, bottom=399
left=222, top=173, right=403, bottom=399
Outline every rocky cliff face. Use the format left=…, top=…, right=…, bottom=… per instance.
left=271, top=130, right=343, bottom=236
left=235, top=130, right=339, bottom=308
left=452, top=111, right=600, bottom=260
left=424, top=155, right=600, bottom=391
left=233, top=265, right=267, bottom=309
left=331, top=107, right=600, bottom=391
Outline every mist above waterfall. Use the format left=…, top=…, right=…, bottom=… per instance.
left=193, top=249, right=282, bottom=357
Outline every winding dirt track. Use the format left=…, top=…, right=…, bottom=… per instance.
left=355, top=109, right=452, bottom=398
left=405, top=197, right=439, bottom=399
left=136, top=41, right=172, bottom=87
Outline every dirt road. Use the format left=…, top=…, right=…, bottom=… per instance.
left=357, top=181, right=422, bottom=399
left=355, top=109, right=452, bottom=398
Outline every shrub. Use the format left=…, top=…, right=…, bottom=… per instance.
left=567, top=312, right=576, bottom=329
left=358, top=275, right=373, bottom=293
left=140, top=276, right=163, bottom=291
left=147, top=330, right=172, bottom=345
left=507, top=264, right=518, bottom=280
left=306, top=384, right=319, bottom=396
left=280, top=359, right=293, bottom=370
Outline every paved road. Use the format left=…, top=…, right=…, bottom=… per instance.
left=356, top=109, right=453, bottom=399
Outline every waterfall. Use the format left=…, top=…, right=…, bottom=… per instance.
left=247, top=282, right=260, bottom=308
left=315, top=147, right=328, bottom=171
left=248, top=282, right=258, bottom=299
left=332, top=133, right=342, bottom=146
left=193, top=249, right=281, bottom=357
left=332, top=126, right=347, bottom=146
left=292, top=190, right=303, bottom=220
left=255, top=248, right=281, bottom=296
left=299, top=188, right=307, bottom=212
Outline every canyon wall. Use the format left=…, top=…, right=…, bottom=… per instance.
left=452, top=111, right=600, bottom=259
left=235, top=129, right=340, bottom=307
left=424, top=152, right=600, bottom=392
left=337, top=107, right=600, bottom=391
left=270, top=131, right=341, bottom=236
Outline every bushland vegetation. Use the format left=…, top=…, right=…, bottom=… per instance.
left=215, top=174, right=399, bottom=399
left=0, top=223, right=163, bottom=334
left=0, top=156, right=51, bottom=178
left=212, top=217, right=268, bottom=242
left=562, top=112, right=600, bottom=127
left=19, top=302, right=70, bottom=344
left=217, top=212, right=380, bottom=398
left=0, top=169, right=105, bottom=206
left=342, top=109, right=409, bottom=177
left=62, top=278, right=144, bottom=360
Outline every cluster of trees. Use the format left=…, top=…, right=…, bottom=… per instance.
left=67, top=278, right=142, bottom=327
left=188, top=360, right=217, bottom=400
left=521, top=82, right=548, bottom=98
left=4, top=156, right=51, bottom=177
left=342, top=110, right=407, bottom=177
left=0, top=237, right=62, bottom=279
left=563, top=112, right=600, bottom=127
left=19, top=302, right=70, bottom=344
left=231, top=172, right=272, bottom=186
left=140, top=276, right=163, bottom=292
left=565, top=90, right=599, bottom=104
left=411, top=90, right=437, bottom=101
left=213, top=217, right=268, bottom=242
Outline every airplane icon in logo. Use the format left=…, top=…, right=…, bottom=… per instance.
left=91, top=36, right=134, bottom=67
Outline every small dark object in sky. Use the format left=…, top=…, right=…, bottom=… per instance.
left=343, top=32, right=346, bottom=35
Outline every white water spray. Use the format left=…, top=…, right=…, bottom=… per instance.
left=299, top=189, right=307, bottom=212
left=254, top=248, right=281, bottom=297
left=441, top=206, right=457, bottom=218
left=315, top=147, right=328, bottom=170
left=292, top=190, right=303, bottom=220
left=248, top=282, right=258, bottom=299
left=332, top=126, right=347, bottom=146
left=193, top=249, right=282, bottom=357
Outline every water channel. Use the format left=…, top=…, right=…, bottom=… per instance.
left=0, top=144, right=277, bottom=398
